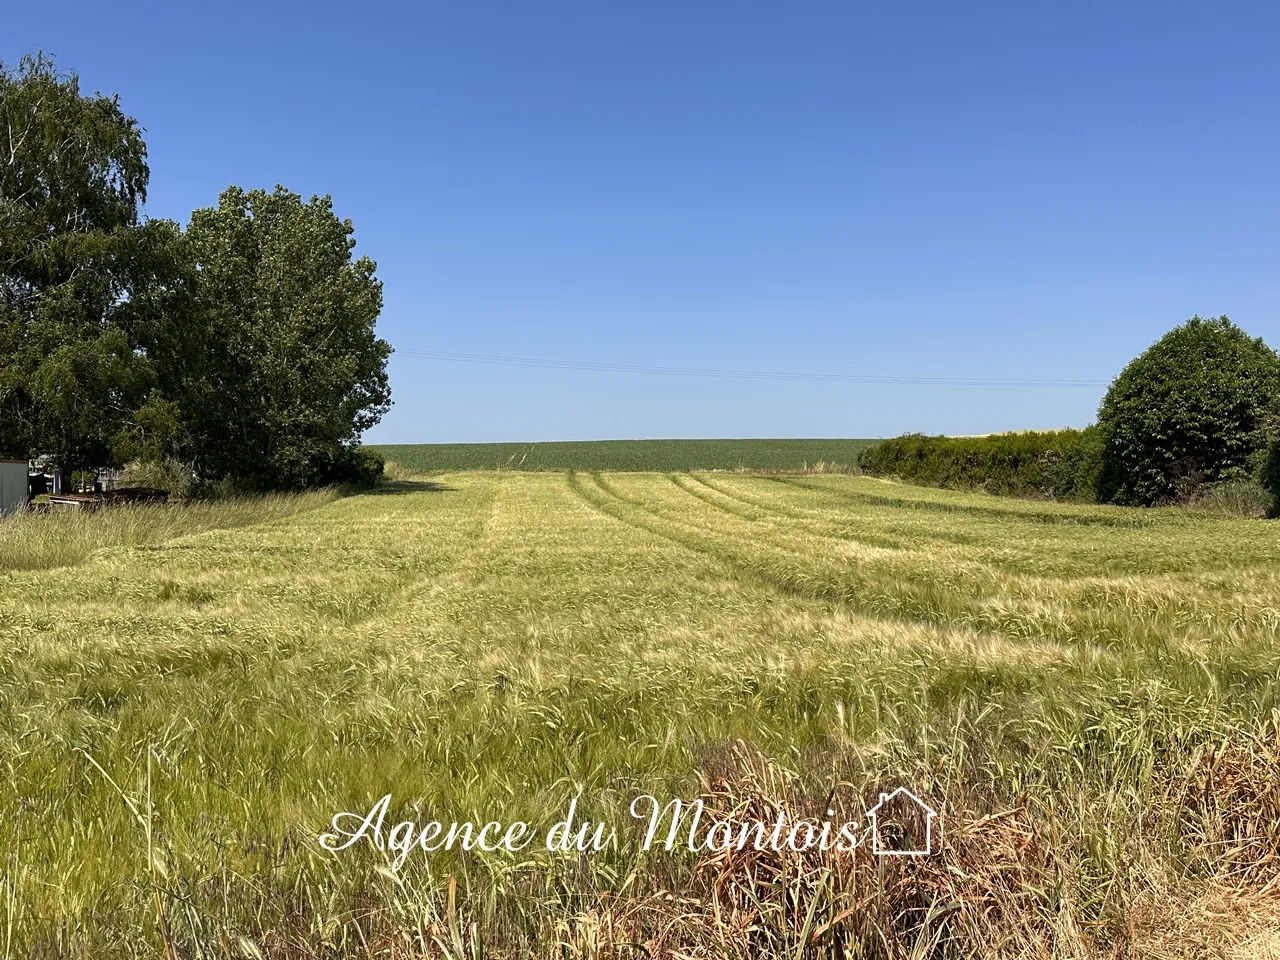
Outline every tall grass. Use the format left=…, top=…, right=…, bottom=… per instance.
left=1, top=472, right=1278, bottom=956
left=0, top=489, right=336, bottom=572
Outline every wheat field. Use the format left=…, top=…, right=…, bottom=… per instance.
left=2, top=472, right=1279, bottom=958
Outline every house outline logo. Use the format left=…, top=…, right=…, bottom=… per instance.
left=866, top=787, right=937, bottom=856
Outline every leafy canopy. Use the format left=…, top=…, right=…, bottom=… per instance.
left=174, top=186, right=392, bottom=489
left=1, top=54, right=392, bottom=488
left=1096, top=316, right=1280, bottom=506
left=0, top=53, right=182, bottom=470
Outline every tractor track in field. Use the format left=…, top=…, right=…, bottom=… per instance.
left=564, top=472, right=1236, bottom=655
left=685, top=474, right=915, bottom=551
left=668, top=473, right=1048, bottom=577
left=657, top=472, right=928, bottom=558
left=630, top=472, right=920, bottom=566
left=664, top=474, right=765, bottom=522
left=772, top=476, right=1163, bottom=529
left=753, top=476, right=1266, bottom=577
left=686, top=473, right=820, bottom=520
left=690, top=473, right=1083, bottom=556
left=338, top=477, right=504, bottom=630
left=565, top=470, right=1000, bottom=636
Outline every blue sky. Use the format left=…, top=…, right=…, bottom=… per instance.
left=7, top=2, right=1279, bottom=442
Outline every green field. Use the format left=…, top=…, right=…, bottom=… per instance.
left=369, top=437, right=878, bottom=472
left=3, top=472, right=1279, bottom=957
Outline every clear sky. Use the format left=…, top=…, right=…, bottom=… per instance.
left=7, top=2, right=1279, bottom=442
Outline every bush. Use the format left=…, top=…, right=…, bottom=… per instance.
left=1190, top=479, right=1272, bottom=519
left=120, top=458, right=195, bottom=499
left=316, top=446, right=385, bottom=489
left=212, top=446, right=387, bottom=493
left=346, top=447, right=386, bottom=487
left=1096, top=316, right=1280, bottom=506
left=858, top=428, right=1103, bottom=501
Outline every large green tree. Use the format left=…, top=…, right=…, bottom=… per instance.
left=1097, top=316, right=1280, bottom=506
left=0, top=53, right=184, bottom=472
left=176, top=186, right=392, bottom=489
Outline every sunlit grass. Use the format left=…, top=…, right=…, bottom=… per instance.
left=0, top=489, right=337, bottom=572
left=1, top=472, right=1278, bottom=957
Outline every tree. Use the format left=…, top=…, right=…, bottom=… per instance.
left=176, top=186, right=391, bottom=489
left=0, top=53, right=184, bottom=472
left=1096, top=316, right=1280, bottom=506
left=1, top=55, right=391, bottom=489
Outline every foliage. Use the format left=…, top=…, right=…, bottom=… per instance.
left=120, top=456, right=196, bottom=499
left=0, top=487, right=333, bottom=572
left=172, top=186, right=392, bottom=490
left=0, top=54, right=186, bottom=472
left=280, top=444, right=385, bottom=489
left=0, top=53, right=392, bottom=491
left=369, top=438, right=878, bottom=473
left=338, top=446, right=386, bottom=487
left=857, top=428, right=1103, bottom=501
left=2, top=472, right=1278, bottom=954
left=1096, top=316, right=1280, bottom=506
left=1188, top=479, right=1273, bottom=519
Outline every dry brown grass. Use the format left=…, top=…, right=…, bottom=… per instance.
left=250, top=719, right=1280, bottom=959
left=1127, top=886, right=1280, bottom=960
left=525, top=718, right=1280, bottom=959
left=1177, top=711, right=1280, bottom=883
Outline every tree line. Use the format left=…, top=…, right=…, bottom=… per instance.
left=0, top=53, right=391, bottom=491
left=861, top=315, right=1280, bottom=515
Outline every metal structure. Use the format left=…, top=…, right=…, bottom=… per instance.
left=0, top=459, right=28, bottom=515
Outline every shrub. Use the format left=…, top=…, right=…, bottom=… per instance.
left=1096, top=316, right=1280, bottom=506
left=1190, top=479, right=1272, bottom=519
left=346, top=447, right=386, bottom=487
left=120, top=458, right=195, bottom=499
left=858, top=428, right=1103, bottom=501
left=313, top=446, right=385, bottom=489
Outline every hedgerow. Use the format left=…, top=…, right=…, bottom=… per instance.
left=858, top=429, right=1104, bottom=501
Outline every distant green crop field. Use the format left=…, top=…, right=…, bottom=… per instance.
left=368, top=437, right=879, bottom=472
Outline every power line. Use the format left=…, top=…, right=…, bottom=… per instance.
left=395, top=349, right=1108, bottom=388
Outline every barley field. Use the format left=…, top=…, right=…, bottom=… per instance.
left=2, top=472, right=1279, bottom=958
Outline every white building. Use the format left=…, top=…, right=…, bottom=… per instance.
left=0, top=460, right=29, bottom=515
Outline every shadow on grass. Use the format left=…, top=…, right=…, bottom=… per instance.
left=358, top=479, right=455, bottom=496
